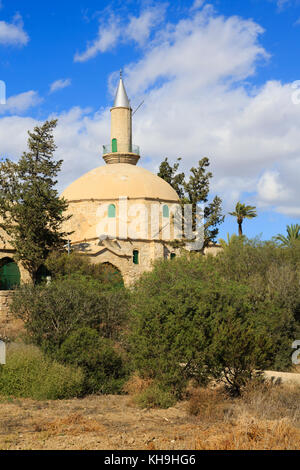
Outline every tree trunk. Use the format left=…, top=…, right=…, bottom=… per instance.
left=238, top=221, right=243, bottom=237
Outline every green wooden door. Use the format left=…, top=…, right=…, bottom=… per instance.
left=112, top=138, right=117, bottom=153
left=0, top=261, right=20, bottom=290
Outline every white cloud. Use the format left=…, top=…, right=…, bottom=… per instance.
left=0, top=14, right=29, bottom=46
left=269, top=0, right=300, bottom=10
left=257, top=171, right=290, bottom=205
left=74, top=16, right=120, bottom=62
left=2, top=6, right=300, bottom=220
left=74, top=6, right=167, bottom=62
left=126, top=6, right=166, bottom=46
left=50, top=78, right=71, bottom=93
left=0, top=115, right=38, bottom=157
left=0, top=90, right=42, bottom=114
left=190, top=0, right=206, bottom=10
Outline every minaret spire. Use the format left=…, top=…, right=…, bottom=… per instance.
left=113, top=70, right=130, bottom=108
left=102, top=72, right=140, bottom=165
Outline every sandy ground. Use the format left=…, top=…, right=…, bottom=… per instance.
left=0, top=395, right=201, bottom=450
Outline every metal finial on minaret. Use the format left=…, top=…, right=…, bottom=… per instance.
left=113, top=70, right=130, bottom=108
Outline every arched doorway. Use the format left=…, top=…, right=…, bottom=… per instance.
left=99, top=262, right=124, bottom=288
left=36, top=265, right=52, bottom=285
left=0, top=257, right=20, bottom=290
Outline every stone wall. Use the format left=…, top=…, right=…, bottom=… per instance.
left=0, top=291, right=15, bottom=335
left=0, top=291, right=14, bottom=322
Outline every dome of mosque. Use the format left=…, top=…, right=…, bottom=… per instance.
left=62, top=163, right=179, bottom=202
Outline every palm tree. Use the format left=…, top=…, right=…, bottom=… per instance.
left=229, top=202, right=257, bottom=237
left=275, top=224, right=300, bottom=247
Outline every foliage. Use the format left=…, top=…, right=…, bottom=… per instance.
left=0, top=343, right=83, bottom=400
left=45, top=251, right=124, bottom=289
left=209, top=237, right=300, bottom=369
left=274, top=224, right=300, bottom=247
left=218, top=232, right=243, bottom=248
left=129, top=253, right=284, bottom=397
left=229, top=201, right=257, bottom=236
left=134, top=382, right=177, bottom=409
left=157, top=157, right=185, bottom=199
left=57, top=327, right=128, bottom=395
left=0, top=120, right=71, bottom=281
left=10, top=276, right=129, bottom=354
left=157, top=157, right=224, bottom=247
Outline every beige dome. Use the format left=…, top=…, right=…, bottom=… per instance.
left=62, top=163, right=179, bottom=202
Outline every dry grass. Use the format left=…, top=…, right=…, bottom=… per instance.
left=188, top=381, right=300, bottom=450
left=194, top=415, right=300, bottom=450
left=33, top=413, right=105, bottom=437
left=122, top=374, right=153, bottom=395
left=240, top=380, right=300, bottom=425
left=186, top=387, right=233, bottom=422
left=0, top=381, right=300, bottom=450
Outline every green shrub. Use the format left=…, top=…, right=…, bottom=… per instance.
left=212, top=237, right=300, bottom=370
left=135, top=383, right=177, bottom=409
left=58, top=327, right=128, bottom=395
left=11, top=276, right=129, bottom=354
left=129, top=253, right=294, bottom=397
left=45, top=251, right=124, bottom=289
left=0, top=343, right=83, bottom=400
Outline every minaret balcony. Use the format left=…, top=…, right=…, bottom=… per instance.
left=102, top=144, right=140, bottom=155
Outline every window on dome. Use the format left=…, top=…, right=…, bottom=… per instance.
left=162, top=204, right=169, bottom=218
left=112, top=138, right=117, bottom=153
left=133, top=250, right=139, bottom=265
left=108, top=204, right=116, bottom=218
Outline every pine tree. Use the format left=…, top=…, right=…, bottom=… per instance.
left=157, top=156, right=224, bottom=247
left=0, top=120, right=71, bottom=282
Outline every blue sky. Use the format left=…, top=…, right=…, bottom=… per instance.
left=1, top=0, right=300, bottom=241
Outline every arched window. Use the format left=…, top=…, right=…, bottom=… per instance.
left=0, top=257, right=20, bottom=290
left=100, top=263, right=124, bottom=288
left=108, top=204, right=116, bottom=218
left=112, top=138, right=117, bottom=153
left=133, top=250, right=139, bottom=265
left=170, top=253, right=176, bottom=260
left=162, top=204, right=169, bottom=218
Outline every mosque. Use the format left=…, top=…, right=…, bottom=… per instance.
left=60, top=73, right=182, bottom=286
left=0, top=73, right=219, bottom=322
left=0, top=72, right=182, bottom=305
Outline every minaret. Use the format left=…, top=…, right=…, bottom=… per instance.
left=103, top=71, right=140, bottom=165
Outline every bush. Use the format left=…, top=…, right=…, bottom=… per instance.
left=211, top=237, right=300, bottom=370
left=187, top=387, right=230, bottom=420
left=129, top=253, right=292, bottom=397
left=45, top=251, right=124, bottom=289
left=134, top=383, right=177, bottom=409
left=11, top=276, right=129, bottom=354
left=57, top=327, right=128, bottom=395
left=0, top=343, right=83, bottom=400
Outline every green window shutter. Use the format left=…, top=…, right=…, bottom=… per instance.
left=108, top=204, right=116, bottom=218
left=163, top=205, right=169, bottom=218
left=112, top=138, right=117, bottom=153
left=0, top=260, right=20, bottom=290
left=133, top=250, right=139, bottom=265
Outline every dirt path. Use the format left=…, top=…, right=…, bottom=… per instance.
left=0, top=395, right=200, bottom=450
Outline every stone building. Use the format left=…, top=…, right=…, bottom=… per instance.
left=61, top=73, right=182, bottom=286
